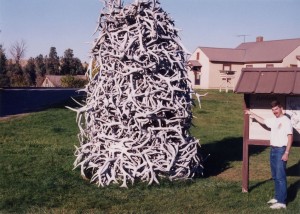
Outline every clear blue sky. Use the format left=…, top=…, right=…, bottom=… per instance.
left=1, top=0, right=299, bottom=62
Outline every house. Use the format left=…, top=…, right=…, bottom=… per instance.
left=188, top=37, right=300, bottom=90
left=41, top=75, right=87, bottom=87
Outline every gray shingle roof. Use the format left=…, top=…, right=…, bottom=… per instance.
left=200, top=38, right=300, bottom=63
left=200, top=47, right=245, bottom=63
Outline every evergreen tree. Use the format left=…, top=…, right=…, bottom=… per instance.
left=0, top=45, right=10, bottom=87
left=60, top=49, right=84, bottom=75
left=6, top=60, right=26, bottom=87
left=45, top=47, right=60, bottom=75
left=60, top=48, right=73, bottom=75
left=0, top=45, right=7, bottom=72
left=72, top=57, right=85, bottom=75
left=23, top=57, right=36, bottom=86
left=34, top=54, right=46, bottom=76
left=34, top=54, right=46, bottom=86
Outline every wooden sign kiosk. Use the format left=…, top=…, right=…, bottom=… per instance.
left=235, top=68, right=300, bottom=192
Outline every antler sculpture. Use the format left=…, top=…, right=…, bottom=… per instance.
left=72, top=0, right=203, bottom=187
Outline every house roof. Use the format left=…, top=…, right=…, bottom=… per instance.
left=236, top=38, right=300, bottom=63
left=188, top=60, right=202, bottom=67
left=234, top=68, right=300, bottom=94
left=199, top=38, right=300, bottom=63
left=200, top=47, right=245, bottom=63
left=45, top=75, right=62, bottom=87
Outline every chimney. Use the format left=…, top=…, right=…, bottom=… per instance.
left=256, top=36, right=264, bottom=42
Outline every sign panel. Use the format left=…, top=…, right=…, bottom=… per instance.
left=286, top=97, right=300, bottom=141
left=248, top=95, right=300, bottom=141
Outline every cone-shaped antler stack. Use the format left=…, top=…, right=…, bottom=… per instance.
left=73, top=0, right=203, bottom=187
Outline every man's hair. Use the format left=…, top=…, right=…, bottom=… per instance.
left=270, top=100, right=282, bottom=108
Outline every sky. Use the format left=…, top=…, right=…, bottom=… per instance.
left=1, top=0, right=300, bottom=62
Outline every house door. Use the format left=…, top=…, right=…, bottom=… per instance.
left=195, top=71, right=200, bottom=85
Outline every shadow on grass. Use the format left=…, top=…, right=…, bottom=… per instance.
left=200, top=137, right=267, bottom=177
left=287, top=161, right=300, bottom=204
left=247, top=160, right=300, bottom=194
left=287, top=179, right=300, bottom=204
left=249, top=179, right=271, bottom=192
left=287, top=161, right=300, bottom=177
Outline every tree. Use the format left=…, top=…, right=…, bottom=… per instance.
left=9, top=40, right=26, bottom=64
left=34, top=54, right=46, bottom=86
left=60, top=49, right=73, bottom=75
left=6, top=60, right=26, bottom=86
left=34, top=54, right=46, bottom=76
left=72, top=58, right=85, bottom=75
left=23, top=57, right=36, bottom=86
left=64, top=48, right=74, bottom=59
left=0, top=45, right=7, bottom=72
left=0, top=44, right=10, bottom=87
left=60, top=49, right=84, bottom=75
left=45, top=47, right=60, bottom=75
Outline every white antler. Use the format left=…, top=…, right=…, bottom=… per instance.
left=72, top=0, right=203, bottom=188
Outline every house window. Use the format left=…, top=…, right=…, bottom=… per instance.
left=246, top=65, right=253, bottom=68
left=196, top=52, right=200, bottom=60
left=193, top=66, right=201, bottom=71
left=266, top=64, right=274, bottom=68
left=223, top=64, right=231, bottom=71
left=290, top=64, right=297, bottom=67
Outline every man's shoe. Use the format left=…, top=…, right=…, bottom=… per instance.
left=270, top=203, right=286, bottom=209
left=267, top=198, right=278, bottom=204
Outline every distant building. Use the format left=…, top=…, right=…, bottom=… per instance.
left=41, top=75, right=87, bottom=87
left=188, top=37, right=300, bottom=90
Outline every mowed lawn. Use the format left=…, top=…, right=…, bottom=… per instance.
left=0, top=90, right=299, bottom=213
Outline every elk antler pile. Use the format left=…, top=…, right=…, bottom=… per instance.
left=72, top=0, right=203, bottom=187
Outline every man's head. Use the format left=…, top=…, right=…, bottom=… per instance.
left=270, top=100, right=283, bottom=118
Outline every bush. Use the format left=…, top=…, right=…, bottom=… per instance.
left=61, top=75, right=88, bottom=88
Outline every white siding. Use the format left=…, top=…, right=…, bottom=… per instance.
left=188, top=48, right=211, bottom=89
left=198, top=50, right=210, bottom=89
left=188, top=44, right=300, bottom=90
left=283, top=46, right=300, bottom=67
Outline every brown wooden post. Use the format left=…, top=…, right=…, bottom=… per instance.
left=242, top=94, right=250, bottom=192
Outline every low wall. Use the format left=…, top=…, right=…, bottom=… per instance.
left=0, top=88, right=86, bottom=117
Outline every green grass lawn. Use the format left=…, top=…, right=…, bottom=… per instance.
left=0, top=90, right=299, bottom=213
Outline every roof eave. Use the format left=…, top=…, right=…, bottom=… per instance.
left=244, top=60, right=283, bottom=64
left=210, top=59, right=283, bottom=64
left=210, top=60, right=244, bottom=64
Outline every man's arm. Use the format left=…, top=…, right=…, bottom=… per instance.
left=282, top=134, right=293, bottom=161
left=245, top=110, right=266, bottom=125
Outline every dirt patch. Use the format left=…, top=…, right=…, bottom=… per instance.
left=0, top=113, right=30, bottom=122
left=215, top=165, right=242, bottom=181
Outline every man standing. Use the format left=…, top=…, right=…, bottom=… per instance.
left=246, top=100, right=293, bottom=209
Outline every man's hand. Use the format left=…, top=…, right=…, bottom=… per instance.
left=244, top=110, right=251, bottom=115
left=282, top=153, right=289, bottom=161
left=244, top=110, right=265, bottom=125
